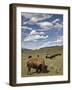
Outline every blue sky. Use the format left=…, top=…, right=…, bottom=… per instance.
left=21, top=12, right=63, bottom=50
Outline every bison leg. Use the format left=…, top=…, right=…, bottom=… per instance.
left=36, top=64, right=42, bottom=73
left=36, top=68, right=40, bottom=73
left=41, top=65, right=45, bottom=73
left=36, top=68, right=38, bottom=73
left=27, top=67, right=31, bottom=75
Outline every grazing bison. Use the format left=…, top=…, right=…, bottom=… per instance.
left=27, top=55, right=48, bottom=74
left=46, top=53, right=61, bottom=59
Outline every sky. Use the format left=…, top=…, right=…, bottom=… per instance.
left=21, top=12, right=63, bottom=50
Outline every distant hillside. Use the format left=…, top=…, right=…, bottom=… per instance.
left=22, top=46, right=63, bottom=54
left=22, top=48, right=32, bottom=51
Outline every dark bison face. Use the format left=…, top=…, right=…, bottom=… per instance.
left=43, top=65, right=48, bottom=73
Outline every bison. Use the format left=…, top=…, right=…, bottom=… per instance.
left=45, top=53, right=61, bottom=59
left=27, top=55, right=48, bottom=74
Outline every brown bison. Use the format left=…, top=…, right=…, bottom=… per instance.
left=46, top=53, right=61, bottom=59
left=27, top=55, right=48, bottom=74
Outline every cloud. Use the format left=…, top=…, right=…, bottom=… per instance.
left=21, top=13, right=63, bottom=50
left=52, top=18, right=63, bottom=29
left=23, top=21, right=29, bottom=25
left=53, top=36, right=63, bottom=46
left=21, top=13, right=33, bottom=18
left=30, top=14, right=53, bottom=23
left=24, top=30, right=48, bottom=42
left=56, top=36, right=63, bottom=44
left=37, top=21, right=63, bottom=31
left=22, top=13, right=53, bottom=25
left=22, top=13, right=63, bottom=32
left=23, top=35, right=63, bottom=49
left=29, top=30, right=44, bottom=35
left=24, top=34, right=48, bottom=42
left=37, top=17, right=62, bottom=30
left=52, top=18, right=60, bottom=24
left=54, top=23, right=63, bottom=28
left=39, top=32, right=44, bottom=35
left=39, top=36, right=63, bottom=48
left=38, top=22, right=53, bottom=29
left=30, top=30, right=39, bottom=35
left=21, top=26, right=32, bottom=30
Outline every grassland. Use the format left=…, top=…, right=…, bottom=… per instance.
left=21, top=46, right=63, bottom=77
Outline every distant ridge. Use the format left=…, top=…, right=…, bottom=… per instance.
left=22, top=46, right=63, bottom=51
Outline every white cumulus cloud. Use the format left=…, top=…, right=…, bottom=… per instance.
left=24, top=34, right=48, bottom=42
left=30, top=30, right=39, bottom=35
left=24, top=30, right=48, bottom=42
left=39, top=36, right=63, bottom=48
left=29, top=30, right=44, bottom=35
left=38, top=22, right=53, bottom=29
left=37, top=21, right=63, bottom=30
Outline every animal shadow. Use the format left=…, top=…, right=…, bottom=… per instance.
left=30, top=69, right=50, bottom=75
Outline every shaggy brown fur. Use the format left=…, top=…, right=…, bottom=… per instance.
left=27, top=56, right=47, bottom=74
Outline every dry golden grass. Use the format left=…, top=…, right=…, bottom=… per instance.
left=21, top=46, right=63, bottom=77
